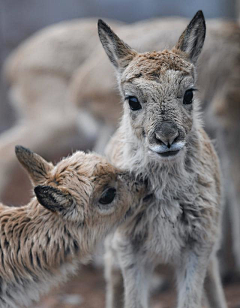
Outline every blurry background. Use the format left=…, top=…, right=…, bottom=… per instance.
left=0, top=0, right=239, bottom=132
left=0, top=1, right=240, bottom=307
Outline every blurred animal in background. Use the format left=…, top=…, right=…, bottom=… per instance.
left=0, top=145, right=146, bottom=307
left=2, top=15, right=240, bottom=276
left=99, top=11, right=227, bottom=308
left=1, top=18, right=123, bottom=201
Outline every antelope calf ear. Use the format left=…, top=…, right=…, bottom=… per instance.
left=34, top=185, right=73, bottom=213
left=15, top=145, right=53, bottom=185
left=173, top=10, right=206, bottom=63
left=98, top=19, right=137, bottom=71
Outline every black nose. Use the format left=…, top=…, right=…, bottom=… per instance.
left=155, top=122, right=179, bottom=147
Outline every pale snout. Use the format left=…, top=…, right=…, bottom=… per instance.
left=148, top=122, right=185, bottom=157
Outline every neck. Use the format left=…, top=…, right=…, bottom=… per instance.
left=0, top=199, right=86, bottom=306
left=120, top=116, right=202, bottom=195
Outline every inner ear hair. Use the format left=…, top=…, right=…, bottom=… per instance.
left=34, top=185, right=73, bottom=213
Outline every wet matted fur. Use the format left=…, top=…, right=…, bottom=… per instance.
left=0, top=146, right=146, bottom=307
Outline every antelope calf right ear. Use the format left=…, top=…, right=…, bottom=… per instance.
left=34, top=185, right=73, bottom=212
left=34, top=185, right=84, bottom=221
left=98, top=19, right=137, bottom=72
left=15, top=145, right=53, bottom=185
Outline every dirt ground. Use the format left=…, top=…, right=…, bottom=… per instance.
left=31, top=264, right=240, bottom=308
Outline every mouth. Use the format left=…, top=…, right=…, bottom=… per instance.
left=158, top=150, right=180, bottom=157
left=148, top=141, right=185, bottom=159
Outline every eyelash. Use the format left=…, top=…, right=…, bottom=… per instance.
left=177, top=88, right=198, bottom=98
left=191, top=88, right=198, bottom=92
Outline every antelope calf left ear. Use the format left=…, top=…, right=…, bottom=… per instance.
left=173, top=10, right=206, bottom=63
left=15, top=145, right=53, bottom=186
left=34, top=185, right=74, bottom=213
left=98, top=19, right=137, bottom=72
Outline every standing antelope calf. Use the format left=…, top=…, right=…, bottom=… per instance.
left=98, top=11, right=227, bottom=308
left=0, top=146, right=146, bottom=308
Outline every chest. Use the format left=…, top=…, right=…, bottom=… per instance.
left=125, top=189, right=204, bottom=264
left=111, top=141, right=216, bottom=261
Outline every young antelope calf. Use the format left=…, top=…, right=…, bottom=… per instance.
left=98, top=11, right=227, bottom=308
left=0, top=146, right=146, bottom=308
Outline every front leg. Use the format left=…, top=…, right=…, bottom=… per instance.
left=117, top=237, right=154, bottom=308
left=204, top=254, right=227, bottom=308
left=176, top=245, right=213, bottom=308
left=105, top=236, right=124, bottom=308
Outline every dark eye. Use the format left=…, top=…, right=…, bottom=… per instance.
left=127, top=96, right=142, bottom=111
left=183, top=89, right=193, bottom=105
left=99, top=188, right=116, bottom=205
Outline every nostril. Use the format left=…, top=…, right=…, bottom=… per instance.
left=168, top=131, right=179, bottom=146
left=155, top=132, right=167, bottom=146
left=172, top=131, right=180, bottom=144
left=155, top=130, right=179, bottom=146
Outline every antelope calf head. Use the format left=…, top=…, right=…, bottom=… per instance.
left=0, top=147, right=146, bottom=307
left=16, top=146, right=146, bottom=237
left=98, top=11, right=205, bottom=162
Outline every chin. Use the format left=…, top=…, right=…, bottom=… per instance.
left=147, top=147, right=185, bottom=163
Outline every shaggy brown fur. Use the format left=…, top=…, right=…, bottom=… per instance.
left=0, top=146, right=146, bottom=308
